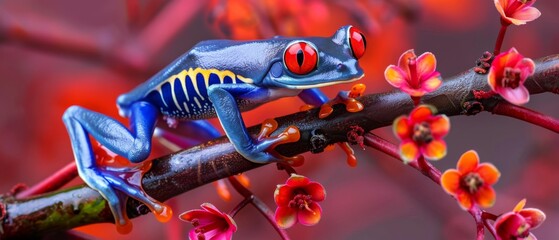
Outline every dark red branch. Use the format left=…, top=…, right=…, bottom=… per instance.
left=16, top=162, right=77, bottom=199
left=490, top=102, right=559, bottom=133
left=1, top=55, right=558, bottom=239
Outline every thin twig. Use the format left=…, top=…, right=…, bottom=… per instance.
left=363, top=133, right=487, bottom=239
left=494, top=25, right=508, bottom=55
left=490, top=101, right=559, bottom=133
left=16, top=162, right=77, bottom=198
left=482, top=212, right=498, bottom=238
left=228, top=176, right=290, bottom=240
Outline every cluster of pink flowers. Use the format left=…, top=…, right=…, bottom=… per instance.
left=379, top=1, right=546, bottom=239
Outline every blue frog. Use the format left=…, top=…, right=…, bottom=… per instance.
left=62, top=25, right=366, bottom=233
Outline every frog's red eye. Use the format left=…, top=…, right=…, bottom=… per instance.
left=349, top=27, right=366, bottom=59
left=284, top=41, right=318, bottom=75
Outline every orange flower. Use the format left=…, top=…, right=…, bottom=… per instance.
left=494, top=199, right=546, bottom=240
left=495, top=0, right=541, bottom=26
left=441, top=150, right=501, bottom=210
left=393, top=105, right=450, bottom=163
left=274, top=174, right=326, bottom=229
left=488, top=48, right=535, bottom=105
left=384, top=49, right=442, bottom=98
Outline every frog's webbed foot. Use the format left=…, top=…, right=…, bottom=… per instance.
left=298, top=87, right=365, bottom=167
left=319, top=83, right=366, bottom=119
left=253, top=118, right=304, bottom=166
left=90, top=145, right=173, bottom=234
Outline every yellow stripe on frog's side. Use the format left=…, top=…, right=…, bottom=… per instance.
left=149, top=68, right=254, bottom=112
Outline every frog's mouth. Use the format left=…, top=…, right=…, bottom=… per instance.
left=282, top=73, right=364, bottom=89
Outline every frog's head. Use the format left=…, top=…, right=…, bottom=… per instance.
left=263, top=25, right=366, bottom=89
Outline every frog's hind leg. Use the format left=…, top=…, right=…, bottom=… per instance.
left=62, top=101, right=163, bottom=233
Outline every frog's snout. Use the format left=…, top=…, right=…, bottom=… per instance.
left=335, top=59, right=363, bottom=77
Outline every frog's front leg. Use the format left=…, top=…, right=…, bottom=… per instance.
left=62, top=101, right=170, bottom=233
left=208, top=84, right=300, bottom=164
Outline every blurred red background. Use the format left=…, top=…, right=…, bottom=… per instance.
left=0, top=0, right=558, bottom=239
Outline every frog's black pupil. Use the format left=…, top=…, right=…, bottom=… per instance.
left=296, top=49, right=304, bottom=67
left=361, top=33, right=367, bottom=49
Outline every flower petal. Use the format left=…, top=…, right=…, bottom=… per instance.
left=274, top=185, right=293, bottom=206
left=286, top=174, right=310, bottom=187
left=398, top=49, right=416, bottom=74
left=511, top=7, right=541, bottom=24
left=422, top=139, right=447, bottom=161
left=304, top=182, right=326, bottom=202
left=297, top=202, right=322, bottom=226
left=487, top=66, right=499, bottom=91
left=474, top=186, right=496, bottom=208
left=517, top=58, right=536, bottom=82
left=223, top=213, right=238, bottom=232
left=201, top=228, right=223, bottom=240
left=441, top=169, right=461, bottom=195
left=498, top=85, right=530, bottom=105
left=457, top=191, right=473, bottom=210
left=393, top=116, right=411, bottom=140
left=420, top=75, right=442, bottom=93
left=495, top=213, right=524, bottom=239
left=384, top=65, right=407, bottom=88
left=399, top=141, right=420, bottom=163
left=201, top=203, right=224, bottom=216
left=430, top=115, right=450, bottom=138
left=514, top=199, right=527, bottom=212
left=400, top=84, right=426, bottom=97
left=457, top=150, right=479, bottom=174
left=476, top=163, right=501, bottom=185
left=495, top=48, right=521, bottom=68
left=494, top=0, right=507, bottom=18
left=519, top=208, right=546, bottom=229
left=416, top=52, right=437, bottom=77
left=180, top=209, right=220, bottom=224
left=188, top=229, right=199, bottom=240
left=222, top=229, right=236, bottom=240
left=275, top=207, right=297, bottom=229
left=409, top=105, right=434, bottom=123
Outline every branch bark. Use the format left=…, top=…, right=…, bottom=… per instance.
left=1, top=55, right=558, bottom=239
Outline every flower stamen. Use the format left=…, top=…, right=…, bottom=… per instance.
left=462, top=173, right=484, bottom=194
left=289, top=193, right=315, bottom=214
left=502, top=67, right=521, bottom=89
left=412, top=122, right=433, bottom=144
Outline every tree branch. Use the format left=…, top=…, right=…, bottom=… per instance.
left=1, top=55, right=558, bottom=238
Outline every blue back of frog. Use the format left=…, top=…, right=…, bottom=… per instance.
left=117, top=39, right=287, bottom=119
left=116, top=26, right=364, bottom=119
